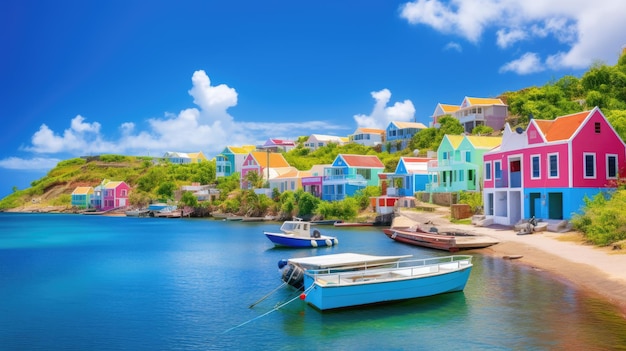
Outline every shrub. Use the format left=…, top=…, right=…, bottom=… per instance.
left=571, top=191, right=626, bottom=246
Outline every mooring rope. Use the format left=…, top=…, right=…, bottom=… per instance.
left=249, top=282, right=287, bottom=309
left=223, top=285, right=315, bottom=334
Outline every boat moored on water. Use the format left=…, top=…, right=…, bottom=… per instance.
left=264, top=219, right=339, bottom=248
left=278, top=253, right=473, bottom=310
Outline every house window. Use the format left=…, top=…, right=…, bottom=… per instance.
left=356, top=168, right=372, bottom=180
left=494, top=161, right=502, bottom=179
left=595, top=122, right=601, bottom=133
left=465, top=152, right=471, bottom=163
left=485, top=162, right=492, bottom=180
left=548, top=153, right=559, bottom=178
left=443, top=152, right=448, bottom=160
left=607, top=154, right=618, bottom=179
left=531, top=155, right=540, bottom=179
left=584, top=153, right=596, bottom=179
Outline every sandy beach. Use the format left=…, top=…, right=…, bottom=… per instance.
left=393, top=208, right=626, bottom=318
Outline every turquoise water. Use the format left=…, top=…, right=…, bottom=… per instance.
left=0, top=213, right=625, bottom=350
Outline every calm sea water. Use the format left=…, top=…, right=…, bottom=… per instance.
left=1, top=213, right=625, bottom=351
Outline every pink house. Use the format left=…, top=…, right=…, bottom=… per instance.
left=240, top=151, right=291, bottom=189
left=483, top=107, right=626, bottom=225
left=100, top=180, right=130, bottom=211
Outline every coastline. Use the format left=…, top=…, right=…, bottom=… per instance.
left=5, top=205, right=626, bottom=317
left=394, top=209, right=626, bottom=318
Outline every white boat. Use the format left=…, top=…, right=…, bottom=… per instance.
left=125, top=208, right=149, bottom=217
left=281, top=253, right=473, bottom=310
left=264, top=219, right=338, bottom=248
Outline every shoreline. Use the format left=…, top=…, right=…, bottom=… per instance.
left=393, top=209, right=626, bottom=318
left=5, top=205, right=626, bottom=317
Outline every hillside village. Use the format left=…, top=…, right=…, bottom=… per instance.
left=3, top=51, right=626, bottom=247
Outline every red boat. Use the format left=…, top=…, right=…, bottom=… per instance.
left=383, top=226, right=499, bottom=252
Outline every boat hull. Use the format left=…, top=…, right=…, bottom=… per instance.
left=265, top=232, right=338, bottom=248
left=384, top=229, right=458, bottom=252
left=303, top=262, right=472, bottom=310
left=383, top=228, right=499, bottom=252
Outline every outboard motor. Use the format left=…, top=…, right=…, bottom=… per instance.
left=280, top=262, right=305, bottom=290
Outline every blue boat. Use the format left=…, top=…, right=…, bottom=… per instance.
left=264, top=219, right=338, bottom=248
left=285, top=253, right=473, bottom=310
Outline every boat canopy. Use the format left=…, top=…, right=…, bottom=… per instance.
left=288, top=253, right=412, bottom=270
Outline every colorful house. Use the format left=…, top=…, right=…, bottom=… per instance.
left=162, top=151, right=208, bottom=164
left=322, top=154, right=385, bottom=201
left=301, top=164, right=329, bottom=198
left=71, top=186, right=94, bottom=209
left=483, top=107, right=626, bottom=226
left=215, top=145, right=256, bottom=178
left=385, top=121, right=427, bottom=152
left=304, top=134, right=348, bottom=150
left=89, top=179, right=130, bottom=211
left=431, top=103, right=461, bottom=127
left=427, top=135, right=502, bottom=193
left=348, top=128, right=385, bottom=147
left=432, top=97, right=508, bottom=133
left=101, top=181, right=130, bottom=211
left=240, top=151, right=291, bottom=189
left=385, top=157, right=434, bottom=197
left=268, top=167, right=306, bottom=193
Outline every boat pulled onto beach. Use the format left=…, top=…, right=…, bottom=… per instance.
left=383, top=225, right=499, bottom=252
left=278, top=252, right=473, bottom=310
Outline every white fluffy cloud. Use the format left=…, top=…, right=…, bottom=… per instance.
left=353, top=89, right=416, bottom=129
left=0, top=157, right=61, bottom=170
left=400, top=0, right=626, bottom=73
left=499, top=52, right=544, bottom=75
left=13, top=70, right=340, bottom=167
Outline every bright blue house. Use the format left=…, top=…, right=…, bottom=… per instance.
left=385, top=121, right=427, bottom=152
left=322, top=154, right=385, bottom=201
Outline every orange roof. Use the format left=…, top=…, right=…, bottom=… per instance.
left=355, top=128, right=385, bottom=135
left=72, top=186, right=93, bottom=195
left=341, top=154, right=384, bottom=168
left=251, top=151, right=290, bottom=168
left=465, top=97, right=504, bottom=105
left=534, top=110, right=590, bottom=142
left=440, top=104, right=460, bottom=113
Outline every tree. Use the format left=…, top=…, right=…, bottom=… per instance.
left=243, top=170, right=263, bottom=189
left=471, top=125, right=494, bottom=135
left=156, top=182, right=176, bottom=200
left=297, top=191, right=320, bottom=216
left=179, top=191, right=198, bottom=208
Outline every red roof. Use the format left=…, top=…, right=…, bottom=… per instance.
left=341, top=154, right=384, bottom=168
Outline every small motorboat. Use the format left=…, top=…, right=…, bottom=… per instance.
left=278, top=252, right=473, bottom=310
left=264, top=219, right=338, bottom=248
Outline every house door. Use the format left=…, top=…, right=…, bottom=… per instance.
left=467, top=170, right=476, bottom=190
left=529, top=193, right=540, bottom=218
left=548, top=192, right=563, bottom=220
left=487, top=193, right=494, bottom=215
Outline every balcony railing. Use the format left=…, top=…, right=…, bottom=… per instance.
left=322, top=174, right=366, bottom=182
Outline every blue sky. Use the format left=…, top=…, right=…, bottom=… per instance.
left=2, top=0, right=625, bottom=199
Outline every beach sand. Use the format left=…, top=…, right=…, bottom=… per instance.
left=393, top=208, right=626, bottom=318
